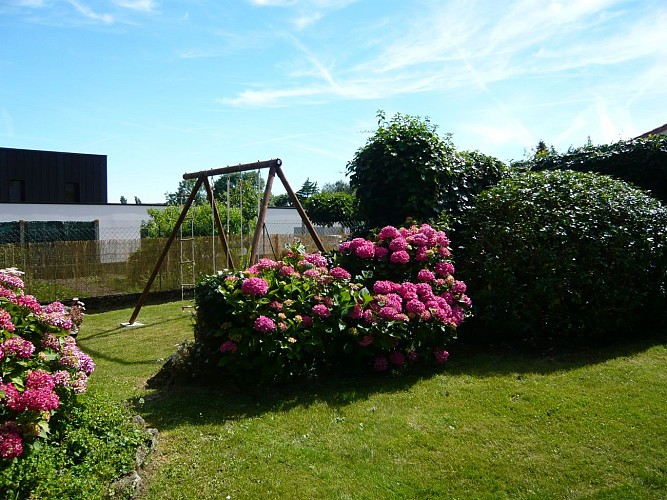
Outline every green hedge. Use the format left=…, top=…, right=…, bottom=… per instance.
left=457, top=170, right=667, bottom=346
left=525, top=135, right=667, bottom=204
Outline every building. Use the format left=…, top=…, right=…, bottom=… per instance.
left=636, top=123, right=667, bottom=139
left=0, top=147, right=107, bottom=204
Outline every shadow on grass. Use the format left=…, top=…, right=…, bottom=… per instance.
left=131, top=366, right=436, bottom=431
left=130, top=329, right=666, bottom=431
left=78, top=316, right=192, bottom=367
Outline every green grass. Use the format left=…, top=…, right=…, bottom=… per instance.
left=77, top=303, right=667, bottom=499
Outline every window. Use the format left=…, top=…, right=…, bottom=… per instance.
left=9, top=180, right=25, bottom=202
left=64, top=182, right=80, bottom=203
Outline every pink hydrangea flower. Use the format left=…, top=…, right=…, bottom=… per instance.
left=241, top=277, right=269, bottom=297
left=354, top=242, right=376, bottom=259
left=409, top=233, right=429, bottom=247
left=362, top=309, right=375, bottom=324
left=388, top=351, right=405, bottom=366
left=21, top=388, right=60, bottom=412
left=279, top=265, right=295, bottom=276
left=16, top=295, right=42, bottom=314
left=358, top=334, right=373, bottom=347
left=0, top=286, right=17, bottom=302
left=311, top=304, right=330, bottom=318
left=385, top=293, right=403, bottom=310
left=254, top=315, right=276, bottom=333
left=451, top=306, right=465, bottom=324
left=269, top=301, right=283, bottom=311
left=303, top=268, right=321, bottom=279
left=388, top=237, right=408, bottom=252
left=2, top=336, right=35, bottom=359
left=0, top=383, right=22, bottom=411
left=301, top=315, right=313, bottom=327
left=348, top=304, right=363, bottom=319
left=435, top=262, right=455, bottom=276
left=434, top=348, right=449, bottom=364
left=390, top=250, right=410, bottom=264
left=416, top=283, right=435, bottom=299
left=0, top=424, right=23, bottom=459
left=378, top=226, right=401, bottom=239
left=378, top=306, right=400, bottom=321
left=329, top=267, right=351, bottom=280
left=417, top=269, right=436, bottom=282
left=43, top=301, right=65, bottom=314
left=70, top=372, right=88, bottom=394
left=0, top=310, right=14, bottom=332
left=245, top=265, right=259, bottom=275
left=257, top=258, right=278, bottom=270
left=374, top=356, right=389, bottom=372
left=52, top=370, right=71, bottom=387
left=304, top=253, right=328, bottom=268
left=219, top=341, right=238, bottom=354
left=374, top=246, right=389, bottom=259
left=26, top=369, right=56, bottom=391
left=38, top=312, right=73, bottom=331
left=0, top=273, right=24, bottom=290
left=415, top=247, right=429, bottom=262
left=451, top=280, right=467, bottom=294
left=405, top=299, right=426, bottom=315
left=373, top=281, right=395, bottom=294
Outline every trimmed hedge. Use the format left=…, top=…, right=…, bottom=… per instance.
left=457, top=170, right=667, bottom=346
left=525, top=135, right=667, bottom=204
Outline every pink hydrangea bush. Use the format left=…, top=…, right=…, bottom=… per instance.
left=192, top=223, right=470, bottom=383
left=0, top=269, right=94, bottom=461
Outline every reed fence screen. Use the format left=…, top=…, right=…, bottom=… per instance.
left=0, top=222, right=346, bottom=304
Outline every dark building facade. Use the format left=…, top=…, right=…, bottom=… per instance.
left=0, top=147, right=107, bottom=204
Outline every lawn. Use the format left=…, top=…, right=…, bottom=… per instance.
left=77, top=302, right=667, bottom=499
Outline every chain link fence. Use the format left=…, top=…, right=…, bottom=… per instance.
left=0, top=221, right=347, bottom=309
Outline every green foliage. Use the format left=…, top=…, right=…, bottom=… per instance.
left=522, top=135, right=667, bottom=204
left=212, top=172, right=263, bottom=223
left=165, top=178, right=207, bottom=206
left=140, top=204, right=245, bottom=238
left=346, top=111, right=508, bottom=230
left=321, top=180, right=354, bottom=194
left=296, top=178, right=319, bottom=200
left=458, top=170, right=667, bottom=345
left=1, top=391, right=150, bottom=500
left=346, top=111, right=458, bottom=229
left=304, top=192, right=359, bottom=228
left=270, top=193, right=292, bottom=207
left=181, top=224, right=470, bottom=385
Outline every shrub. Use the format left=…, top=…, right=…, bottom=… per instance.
left=346, top=111, right=509, bottom=231
left=0, top=269, right=95, bottom=461
left=1, top=391, right=150, bottom=499
left=188, top=223, right=471, bottom=384
left=304, top=191, right=360, bottom=229
left=457, top=170, right=667, bottom=345
left=524, top=135, right=667, bottom=204
left=0, top=268, right=150, bottom=498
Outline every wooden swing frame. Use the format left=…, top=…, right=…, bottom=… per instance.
left=125, top=158, right=325, bottom=325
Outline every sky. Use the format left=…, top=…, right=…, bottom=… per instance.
left=1, top=0, right=666, bottom=204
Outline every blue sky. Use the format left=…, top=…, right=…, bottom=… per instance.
left=1, top=0, right=665, bottom=204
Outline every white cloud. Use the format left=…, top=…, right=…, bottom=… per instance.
left=222, top=0, right=667, bottom=109
left=66, top=0, right=113, bottom=23
left=113, top=0, right=157, bottom=13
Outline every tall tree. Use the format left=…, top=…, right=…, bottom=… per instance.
left=165, top=179, right=207, bottom=206
left=321, top=180, right=354, bottom=194
left=296, top=178, right=318, bottom=201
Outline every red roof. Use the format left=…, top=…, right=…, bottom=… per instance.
left=636, top=123, right=667, bottom=138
